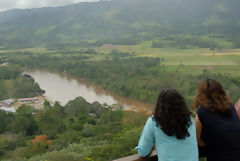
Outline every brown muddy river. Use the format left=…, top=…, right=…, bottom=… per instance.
left=25, top=70, right=154, bottom=113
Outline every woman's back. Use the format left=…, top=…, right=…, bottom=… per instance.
left=197, top=104, right=240, bottom=161
left=136, top=88, right=198, bottom=161
left=136, top=117, right=198, bottom=161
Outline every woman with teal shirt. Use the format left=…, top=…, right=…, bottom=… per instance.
left=136, top=88, right=198, bottom=161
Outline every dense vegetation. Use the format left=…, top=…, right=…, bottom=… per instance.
left=0, top=97, right=147, bottom=161
left=8, top=52, right=240, bottom=106
left=0, top=0, right=240, bottom=49
left=0, top=1, right=239, bottom=160
left=0, top=66, right=44, bottom=100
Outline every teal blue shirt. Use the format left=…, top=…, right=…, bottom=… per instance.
left=136, top=117, right=198, bottom=161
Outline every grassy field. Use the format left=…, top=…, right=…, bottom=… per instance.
left=1, top=44, right=240, bottom=76
left=96, top=44, right=240, bottom=76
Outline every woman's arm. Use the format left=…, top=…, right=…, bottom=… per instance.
left=235, top=99, right=240, bottom=119
left=195, top=114, right=206, bottom=147
left=135, top=117, right=155, bottom=157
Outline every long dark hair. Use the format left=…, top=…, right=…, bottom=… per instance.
left=193, top=79, right=231, bottom=114
left=153, top=88, right=192, bottom=140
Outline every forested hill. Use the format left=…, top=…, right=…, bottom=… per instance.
left=0, top=0, right=240, bottom=49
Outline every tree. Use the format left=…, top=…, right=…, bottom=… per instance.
left=38, top=107, right=65, bottom=138
left=64, top=97, right=91, bottom=116
left=100, top=109, right=123, bottom=124
left=31, top=135, right=51, bottom=153
left=0, top=111, right=7, bottom=133
left=0, top=139, right=7, bottom=157
left=12, top=105, right=38, bottom=135
left=90, top=101, right=104, bottom=118
left=44, top=100, right=51, bottom=109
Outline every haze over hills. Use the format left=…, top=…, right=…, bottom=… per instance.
left=1, top=1, right=240, bottom=161
left=0, top=0, right=240, bottom=49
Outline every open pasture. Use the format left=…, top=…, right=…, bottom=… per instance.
left=98, top=45, right=239, bottom=66
left=1, top=45, right=240, bottom=76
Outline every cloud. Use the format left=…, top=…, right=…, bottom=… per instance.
left=0, top=0, right=98, bottom=11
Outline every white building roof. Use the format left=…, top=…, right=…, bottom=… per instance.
left=0, top=107, right=16, bottom=113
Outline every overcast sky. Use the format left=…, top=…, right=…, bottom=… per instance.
left=0, top=0, right=99, bottom=12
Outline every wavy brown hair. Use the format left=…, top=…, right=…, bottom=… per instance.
left=153, top=88, right=192, bottom=140
left=193, top=79, right=231, bottom=114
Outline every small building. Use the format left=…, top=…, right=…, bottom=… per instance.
left=0, top=102, right=10, bottom=108
left=0, top=99, right=16, bottom=113
left=0, top=99, right=14, bottom=105
left=18, top=97, right=39, bottom=103
left=0, top=107, right=16, bottom=113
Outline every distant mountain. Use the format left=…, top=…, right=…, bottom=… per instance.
left=0, top=0, right=240, bottom=49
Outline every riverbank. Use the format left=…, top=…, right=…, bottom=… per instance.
left=7, top=51, right=240, bottom=110
left=25, top=70, right=154, bottom=114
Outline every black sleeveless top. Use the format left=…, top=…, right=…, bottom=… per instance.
left=197, top=104, right=240, bottom=161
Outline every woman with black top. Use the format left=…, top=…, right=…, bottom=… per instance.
left=194, top=79, right=240, bottom=161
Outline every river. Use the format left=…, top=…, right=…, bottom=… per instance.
left=25, top=70, right=154, bottom=113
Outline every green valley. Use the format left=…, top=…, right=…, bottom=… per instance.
left=0, top=0, right=240, bottom=160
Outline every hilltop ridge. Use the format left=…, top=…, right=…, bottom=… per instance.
left=0, top=0, right=239, bottom=49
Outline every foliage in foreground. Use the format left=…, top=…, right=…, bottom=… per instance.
left=0, top=97, right=147, bottom=161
